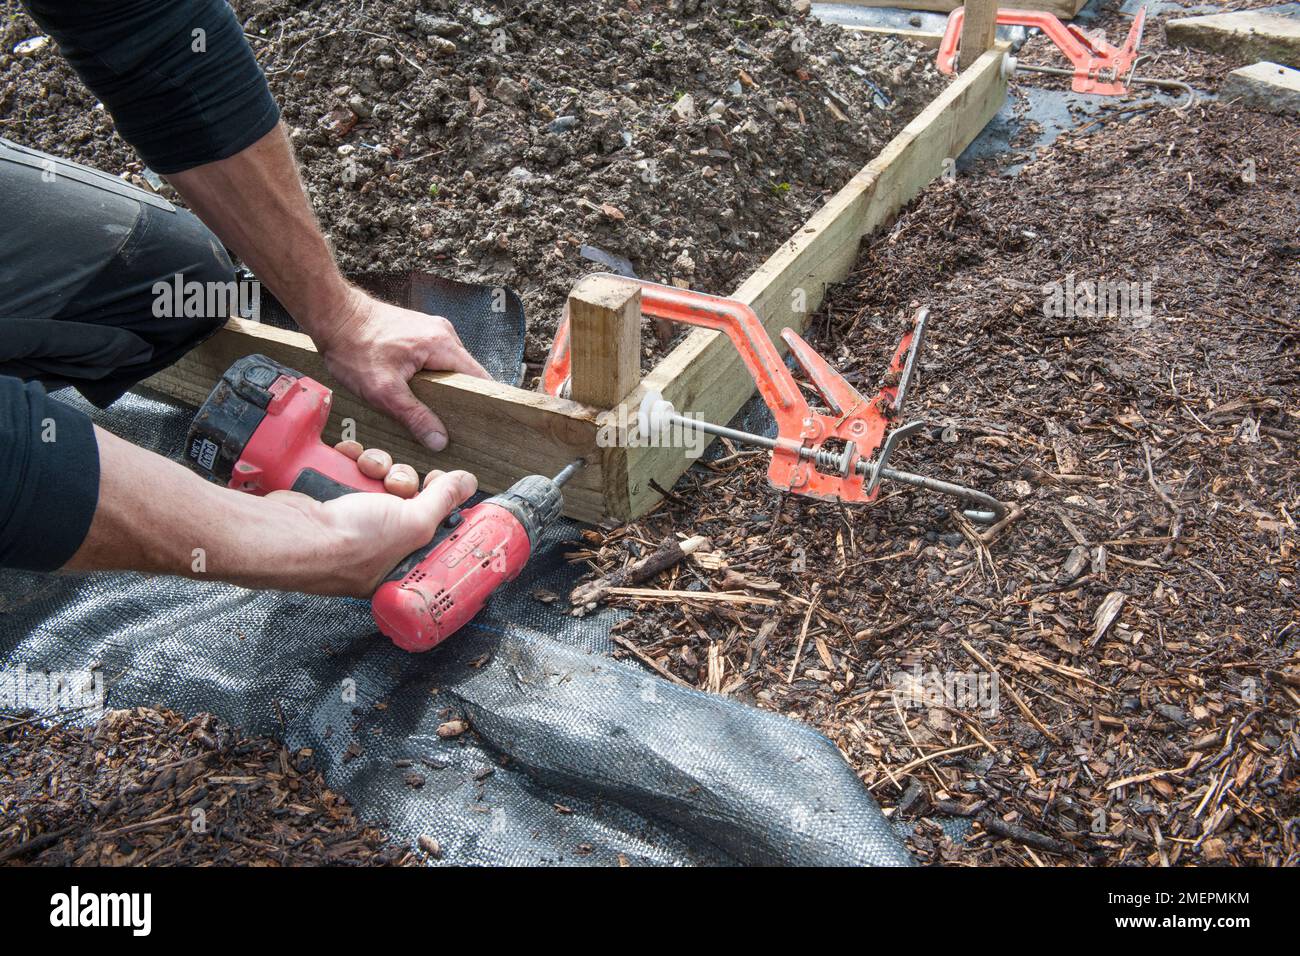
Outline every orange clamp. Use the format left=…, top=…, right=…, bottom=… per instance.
left=542, top=276, right=923, bottom=504
left=938, top=6, right=1146, bottom=96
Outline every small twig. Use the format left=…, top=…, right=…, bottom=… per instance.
left=786, top=585, right=822, bottom=683
left=979, top=504, right=1028, bottom=546
left=603, top=587, right=776, bottom=606
left=0, top=705, right=93, bottom=735
left=611, top=635, right=694, bottom=689
left=648, top=477, right=684, bottom=504
left=978, top=815, right=1072, bottom=855
left=889, top=691, right=949, bottom=790
left=570, top=535, right=710, bottom=609
left=1143, top=441, right=1183, bottom=562
left=868, top=743, right=981, bottom=789
left=0, top=826, right=76, bottom=863
left=766, top=490, right=788, bottom=542
left=960, top=640, right=1062, bottom=745
left=94, top=813, right=189, bottom=839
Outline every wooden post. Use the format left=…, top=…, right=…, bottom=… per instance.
left=565, top=274, right=643, bottom=522
left=959, top=0, right=999, bottom=71
left=567, top=274, right=642, bottom=409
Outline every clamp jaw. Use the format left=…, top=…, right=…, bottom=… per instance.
left=769, top=310, right=925, bottom=503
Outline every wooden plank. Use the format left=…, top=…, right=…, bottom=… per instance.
left=840, top=25, right=945, bottom=50
left=616, top=46, right=1009, bottom=520
left=960, top=0, right=1000, bottom=70
left=140, top=318, right=608, bottom=522
left=567, top=274, right=642, bottom=409
left=1166, top=12, right=1300, bottom=69
left=821, top=0, right=1085, bottom=17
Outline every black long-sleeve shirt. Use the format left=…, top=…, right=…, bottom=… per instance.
left=25, top=0, right=280, bottom=173
left=2, top=0, right=280, bottom=570
left=0, top=379, right=101, bottom=570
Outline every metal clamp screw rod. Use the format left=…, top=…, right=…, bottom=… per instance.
left=640, top=393, right=1005, bottom=523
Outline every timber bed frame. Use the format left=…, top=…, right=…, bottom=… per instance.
left=144, top=48, right=1010, bottom=524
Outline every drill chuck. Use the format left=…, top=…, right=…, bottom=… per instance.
left=486, top=475, right=564, bottom=548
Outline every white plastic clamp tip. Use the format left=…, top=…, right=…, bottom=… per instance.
left=637, top=389, right=676, bottom=438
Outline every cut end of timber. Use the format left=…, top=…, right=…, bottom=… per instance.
left=1165, top=12, right=1300, bottom=69
left=1222, top=60, right=1300, bottom=114
left=569, top=272, right=642, bottom=310
left=566, top=273, right=643, bottom=412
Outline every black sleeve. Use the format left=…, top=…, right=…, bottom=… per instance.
left=0, top=377, right=101, bottom=572
left=23, top=0, right=281, bottom=174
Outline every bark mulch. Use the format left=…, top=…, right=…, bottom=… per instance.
left=0, top=707, right=419, bottom=866
left=579, top=91, right=1299, bottom=865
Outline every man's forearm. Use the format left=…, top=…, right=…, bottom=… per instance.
left=63, top=426, right=477, bottom=597
left=66, top=425, right=334, bottom=592
left=163, top=121, right=489, bottom=451
left=166, top=124, right=361, bottom=348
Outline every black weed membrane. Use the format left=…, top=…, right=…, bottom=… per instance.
left=0, top=386, right=912, bottom=866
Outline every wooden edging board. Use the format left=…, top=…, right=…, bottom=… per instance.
left=141, top=320, right=609, bottom=521
left=143, top=47, right=1009, bottom=524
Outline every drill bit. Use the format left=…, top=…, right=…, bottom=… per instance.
left=552, top=458, right=586, bottom=488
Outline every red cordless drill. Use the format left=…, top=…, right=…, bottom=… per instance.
left=184, top=354, right=583, bottom=652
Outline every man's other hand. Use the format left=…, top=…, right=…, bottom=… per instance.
left=319, top=288, right=491, bottom=453
left=269, top=466, right=478, bottom=596
left=334, top=439, right=420, bottom=497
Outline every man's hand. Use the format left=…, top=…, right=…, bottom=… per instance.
left=317, top=288, right=491, bottom=453
left=269, top=466, right=477, bottom=596
left=334, top=438, right=421, bottom=497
